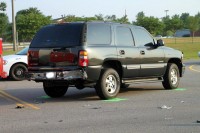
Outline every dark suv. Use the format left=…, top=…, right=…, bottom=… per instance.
left=27, top=22, right=185, bottom=100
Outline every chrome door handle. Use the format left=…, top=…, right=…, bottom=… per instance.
left=119, top=50, right=125, bottom=55
left=140, top=50, right=145, bottom=55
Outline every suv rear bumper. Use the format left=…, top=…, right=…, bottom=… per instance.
left=27, top=70, right=88, bottom=81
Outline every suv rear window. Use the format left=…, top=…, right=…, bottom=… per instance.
left=30, top=23, right=84, bottom=48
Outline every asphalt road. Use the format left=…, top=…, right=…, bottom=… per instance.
left=0, top=59, right=200, bottom=133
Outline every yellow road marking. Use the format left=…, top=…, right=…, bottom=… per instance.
left=189, top=65, right=200, bottom=73
left=0, top=93, right=14, bottom=102
left=0, top=90, right=40, bottom=110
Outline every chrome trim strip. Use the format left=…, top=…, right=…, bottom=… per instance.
left=88, top=65, right=101, bottom=69
left=141, top=63, right=167, bottom=69
left=127, top=65, right=140, bottom=70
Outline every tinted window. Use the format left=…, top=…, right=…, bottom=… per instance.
left=30, top=23, right=83, bottom=48
left=132, top=28, right=154, bottom=47
left=87, top=24, right=111, bottom=45
left=116, top=27, right=134, bottom=46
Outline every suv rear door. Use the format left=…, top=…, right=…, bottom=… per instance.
left=115, top=25, right=140, bottom=78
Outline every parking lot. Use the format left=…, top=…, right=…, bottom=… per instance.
left=0, top=60, right=200, bottom=133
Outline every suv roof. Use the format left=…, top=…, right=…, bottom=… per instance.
left=30, top=21, right=144, bottom=48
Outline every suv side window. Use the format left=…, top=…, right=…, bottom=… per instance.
left=87, top=24, right=111, bottom=45
left=116, top=27, right=134, bottom=46
left=132, top=28, right=154, bottom=47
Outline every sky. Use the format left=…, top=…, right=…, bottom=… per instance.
left=3, top=0, right=200, bottom=22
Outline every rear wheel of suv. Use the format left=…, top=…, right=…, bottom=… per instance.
left=95, top=68, right=120, bottom=100
left=162, top=63, right=180, bottom=89
left=43, top=82, right=68, bottom=98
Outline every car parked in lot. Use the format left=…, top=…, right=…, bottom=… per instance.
left=27, top=22, right=185, bottom=100
left=3, top=47, right=28, bottom=81
left=198, top=51, right=200, bottom=57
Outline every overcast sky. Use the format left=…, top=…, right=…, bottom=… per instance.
left=3, top=0, right=200, bottom=22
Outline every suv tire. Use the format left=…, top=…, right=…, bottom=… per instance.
left=162, top=63, right=180, bottom=89
left=95, top=68, right=120, bottom=100
left=43, top=82, right=68, bottom=98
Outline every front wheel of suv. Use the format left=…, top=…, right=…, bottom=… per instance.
left=95, top=68, right=120, bottom=100
left=162, top=63, right=180, bottom=90
left=43, top=82, right=68, bottom=98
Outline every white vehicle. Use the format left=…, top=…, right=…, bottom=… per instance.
left=198, top=51, right=200, bottom=57
left=3, top=47, right=28, bottom=81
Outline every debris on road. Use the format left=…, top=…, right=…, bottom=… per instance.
left=15, top=104, right=24, bottom=109
left=196, top=120, right=200, bottom=123
left=82, top=104, right=101, bottom=109
left=181, top=101, right=185, bottom=103
left=82, top=104, right=91, bottom=107
left=58, top=120, right=63, bottom=122
left=165, top=117, right=173, bottom=120
left=159, top=105, right=172, bottom=110
left=91, top=107, right=101, bottom=109
left=34, top=100, right=45, bottom=104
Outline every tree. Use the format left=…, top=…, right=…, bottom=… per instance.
left=136, top=11, right=145, bottom=21
left=16, top=8, right=51, bottom=42
left=0, top=2, right=6, bottom=11
left=0, top=13, right=9, bottom=37
left=0, top=2, right=8, bottom=39
left=133, top=11, right=145, bottom=25
left=162, top=15, right=183, bottom=36
left=135, top=14, right=164, bottom=36
left=105, top=15, right=117, bottom=22
left=169, top=15, right=183, bottom=32
left=116, top=15, right=130, bottom=24
left=195, top=12, right=200, bottom=28
left=62, top=15, right=97, bottom=22
left=195, top=12, right=200, bottom=18
left=186, top=16, right=199, bottom=37
left=180, top=13, right=190, bottom=28
left=95, top=14, right=104, bottom=21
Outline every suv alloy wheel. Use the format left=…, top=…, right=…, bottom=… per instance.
left=162, top=63, right=180, bottom=89
left=95, top=68, right=120, bottom=100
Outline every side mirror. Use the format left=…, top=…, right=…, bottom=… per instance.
left=157, top=39, right=164, bottom=46
left=144, top=42, right=154, bottom=47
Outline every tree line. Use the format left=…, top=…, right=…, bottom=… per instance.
left=0, top=2, right=200, bottom=42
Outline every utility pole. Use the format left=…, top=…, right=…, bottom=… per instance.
left=164, top=10, right=169, bottom=18
left=124, top=9, right=127, bottom=23
left=11, top=0, right=17, bottom=51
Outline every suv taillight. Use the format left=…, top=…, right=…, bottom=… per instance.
left=78, top=51, right=88, bottom=67
left=28, top=50, right=39, bottom=66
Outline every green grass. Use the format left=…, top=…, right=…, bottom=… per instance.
left=163, top=37, right=200, bottom=60
left=3, top=50, right=17, bottom=56
left=165, top=43, right=200, bottom=60
left=3, top=48, right=24, bottom=56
